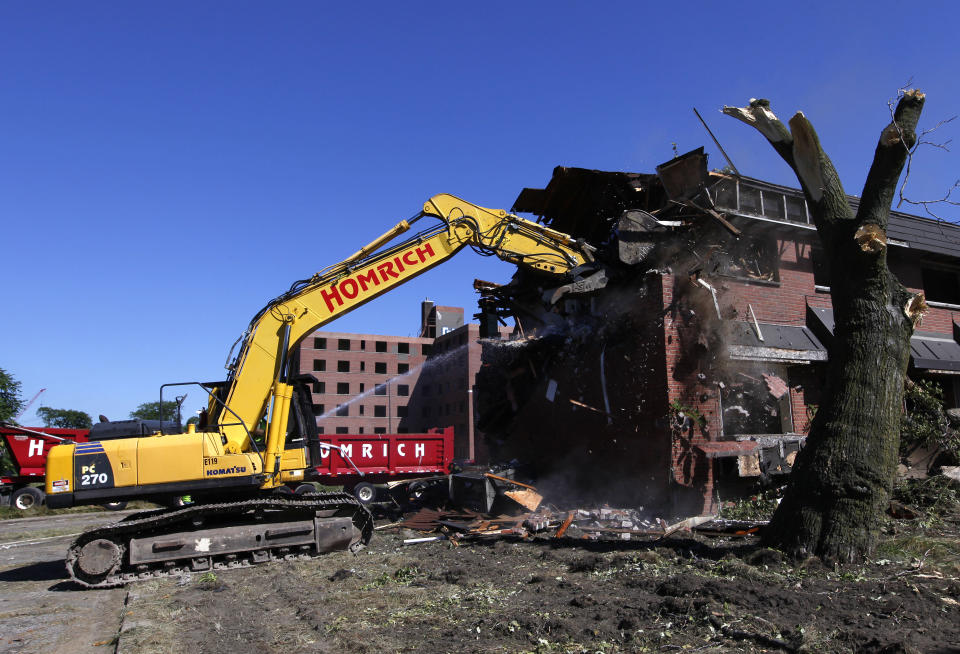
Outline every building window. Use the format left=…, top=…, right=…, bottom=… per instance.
left=312, top=381, right=325, bottom=394
left=314, top=337, right=327, bottom=350
left=397, top=342, right=409, bottom=354
left=397, top=406, right=408, bottom=417
left=359, top=405, right=365, bottom=415
left=359, top=383, right=365, bottom=393
left=336, top=405, right=349, bottom=417
left=398, top=384, right=409, bottom=396
left=336, top=426, right=349, bottom=434
left=922, top=268, right=960, bottom=305
left=374, top=427, right=386, bottom=434
left=311, top=403, right=322, bottom=414
left=337, top=360, right=350, bottom=373
left=374, top=405, right=387, bottom=417
left=398, top=363, right=409, bottom=374
left=360, top=340, right=366, bottom=351
left=375, top=362, right=387, bottom=374
left=375, top=384, right=387, bottom=396
left=360, top=361, right=365, bottom=372
left=338, top=339, right=351, bottom=351
left=375, top=340, right=387, bottom=353
left=397, top=427, right=408, bottom=434
left=422, top=344, right=432, bottom=356
left=313, top=359, right=326, bottom=372
left=337, top=382, right=349, bottom=395
left=317, top=426, right=324, bottom=434
left=812, top=247, right=831, bottom=288
left=358, top=427, right=364, bottom=434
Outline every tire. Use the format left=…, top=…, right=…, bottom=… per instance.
left=273, top=486, right=294, bottom=497
left=294, top=483, right=316, bottom=496
left=101, top=501, right=128, bottom=511
left=353, top=482, right=377, bottom=505
left=12, top=486, right=44, bottom=511
left=408, top=481, right=427, bottom=500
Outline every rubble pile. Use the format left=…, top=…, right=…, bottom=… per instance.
left=386, top=503, right=761, bottom=545
left=381, top=475, right=764, bottom=545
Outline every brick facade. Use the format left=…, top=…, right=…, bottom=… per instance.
left=659, top=228, right=960, bottom=514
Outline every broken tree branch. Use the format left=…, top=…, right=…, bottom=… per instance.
left=859, top=89, right=925, bottom=231
left=722, top=99, right=851, bottom=236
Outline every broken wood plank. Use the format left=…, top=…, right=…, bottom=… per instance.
left=484, top=472, right=537, bottom=491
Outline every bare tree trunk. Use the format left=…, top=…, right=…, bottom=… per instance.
left=723, top=92, right=927, bottom=562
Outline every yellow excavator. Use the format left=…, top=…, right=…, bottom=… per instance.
left=45, top=194, right=597, bottom=587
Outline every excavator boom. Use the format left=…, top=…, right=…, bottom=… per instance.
left=215, top=194, right=595, bottom=452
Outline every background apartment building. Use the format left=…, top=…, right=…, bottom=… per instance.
left=296, top=301, right=504, bottom=461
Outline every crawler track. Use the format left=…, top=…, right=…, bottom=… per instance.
left=66, top=493, right=372, bottom=588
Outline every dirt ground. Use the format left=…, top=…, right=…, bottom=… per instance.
left=117, top=503, right=959, bottom=654
left=2, top=495, right=958, bottom=654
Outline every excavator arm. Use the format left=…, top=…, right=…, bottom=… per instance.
left=214, top=194, right=596, bottom=463
left=44, top=193, right=600, bottom=586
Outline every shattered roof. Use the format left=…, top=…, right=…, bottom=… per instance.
left=513, top=159, right=960, bottom=260
left=511, top=166, right=663, bottom=243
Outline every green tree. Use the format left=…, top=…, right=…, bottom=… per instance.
left=0, top=368, right=24, bottom=423
left=725, top=91, right=928, bottom=562
left=36, top=407, right=93, bottom=429
left=130, top=400, right=180, bottom=422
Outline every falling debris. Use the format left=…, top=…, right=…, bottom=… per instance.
left=762, top=373, right=789, bottom=399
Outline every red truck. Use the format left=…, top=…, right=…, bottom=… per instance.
left=0, top=423, right=454, bottom=510
left=310, top=427, right=454, bottom=504
left=1, top=425, right=90, bottom=510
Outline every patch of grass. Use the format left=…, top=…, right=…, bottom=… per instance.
left=892, top=476, right=960, bottom=526
left=876, top=534, right=960, bottom=577
left=359, top=564, right=420, bottom=590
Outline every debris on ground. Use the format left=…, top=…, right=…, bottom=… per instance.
left=382, top=502, right=760, bottom=545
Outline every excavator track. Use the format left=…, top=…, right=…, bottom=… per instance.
left=65, top=492, right=372, bottom=589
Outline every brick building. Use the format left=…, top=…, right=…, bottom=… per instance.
left=297, top=301, right=507, bottom=461
left=474, top=155, right=960, bottom=516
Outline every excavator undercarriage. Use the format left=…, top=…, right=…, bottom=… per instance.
left=67, top=493, right=372, bottom=588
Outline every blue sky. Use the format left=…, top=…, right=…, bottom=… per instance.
left=2, top=1, right=958, bottom=423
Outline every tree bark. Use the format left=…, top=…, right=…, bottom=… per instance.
left=723, top=93, right=927, bottom=562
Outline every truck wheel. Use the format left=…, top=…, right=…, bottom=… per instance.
left=12, top=486, right=44, bottom=511
left=353, top=482, right=377, bottom=505
left=101, top=501, right=128, bottom=511
left=294, top=483, right=316, bottom=496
